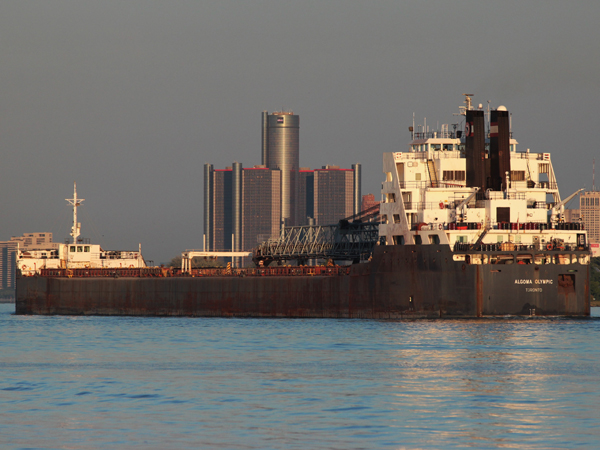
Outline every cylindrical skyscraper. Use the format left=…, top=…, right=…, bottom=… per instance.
left=264, top=111, right=299, bottom=227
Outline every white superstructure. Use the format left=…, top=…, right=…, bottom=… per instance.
left=17, top=183, right=146, bottom=275
left=380, top=96, right=587, bottom=253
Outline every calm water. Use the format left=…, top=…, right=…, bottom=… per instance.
left=1, top=304, right=599, bottom=450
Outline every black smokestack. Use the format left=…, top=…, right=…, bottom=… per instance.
left=489, top=109, right=510, bottom=190
left=465, top=109, right=486, bottom=192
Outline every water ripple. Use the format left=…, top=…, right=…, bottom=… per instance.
left=0, top=304, right=599, bottom=449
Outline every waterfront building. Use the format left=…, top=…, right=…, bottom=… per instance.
left=0, top=233, right=57, bottom=290
left=580, top=191, right=600, bottom=243
left=296, top=165, right=362, bottom=226
left=262, top=111, right=299, bottom=226
left=204, top=164, right=281, bottom=257
left=209, top=166, right=233, bottom=251
left=361, top=193, right=380, bottom=212
left=313, top=166, right=355, bottom=225
left=564, top=209, right=581, bottom=224
left=0, top=241, right=18, bottom=290
left=11, top=232, right=59, bottom=250
left=297, top=168, right=315, bottom=226
left=203, top=110, right=362, bottom=258
left=241, top=166, right=281, bottom=251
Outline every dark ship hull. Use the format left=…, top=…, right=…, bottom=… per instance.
left=16, top=245, right=590, bottom=318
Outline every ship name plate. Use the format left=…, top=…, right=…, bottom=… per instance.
left=515, top=279, right=553, bottom=285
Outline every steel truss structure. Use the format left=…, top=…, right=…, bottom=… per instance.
left=253, top=205, right=380, bottom=265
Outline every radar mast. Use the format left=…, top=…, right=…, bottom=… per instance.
left=66, top=182, right=84, bottom=244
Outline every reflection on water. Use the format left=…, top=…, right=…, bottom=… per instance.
left=1, top=304, right=599, bottom=449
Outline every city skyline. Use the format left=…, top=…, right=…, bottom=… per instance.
left=203, top=109, right=362, bottom=263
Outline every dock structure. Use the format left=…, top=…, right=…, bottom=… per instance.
left=181, top=250, right=252, bottom=272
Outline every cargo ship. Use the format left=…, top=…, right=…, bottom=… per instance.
left=16, top=96, right=591, bottom=317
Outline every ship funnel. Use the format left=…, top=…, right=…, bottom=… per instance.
left=489, top=109, right=510, bottom=191
left=465, top=109, right=486, bottom=192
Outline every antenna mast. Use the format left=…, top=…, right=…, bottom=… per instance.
left=66, top=182, right=84, bottom=244
left=457, top=93, right=474, bottom=116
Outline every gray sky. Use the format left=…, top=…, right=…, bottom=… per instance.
left=2, top=0, right=599, bottom=263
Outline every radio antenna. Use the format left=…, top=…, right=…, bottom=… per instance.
left=66, top=182, right=84, bottom=244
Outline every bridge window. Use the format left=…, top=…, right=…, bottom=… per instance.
left=442, top=170, right=465, bottom=181
left=77, top=246, right=83, bottom=252
left=511, top=171, right=526, bottom=181
left=84, top=246, right=90, bottom=252
left=70, top=246, right=76, bottom=252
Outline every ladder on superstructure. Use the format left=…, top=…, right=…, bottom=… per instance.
left=427, top=160, right=439, bottom=188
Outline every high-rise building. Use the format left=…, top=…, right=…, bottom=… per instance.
left=204, top=163, right=281, bottom=256
left=352, top=163, right=362, bottom=215
left=580, top=191, right=600, bottom=243
left=297, top=168, right=315, bottom=226
left=210, top=167, right=233, bottom=251
left=564, top=208, right=581, bottom=224
left=313, top=166, right=356, bottom=225
left=0, top=241, right=18, bottom=291
left=361, top=193, right=380, bottom=212
left=241, top=167, right=281, bottom=250
left=203, top=110, right=362, bottom=262
left=297, top=164, right=362, bottom=226
left=263, top=111, right=299, bottom=226
left=0, top=232, right=58, bottom=290
left=12, top=232, right=58, bottom=249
